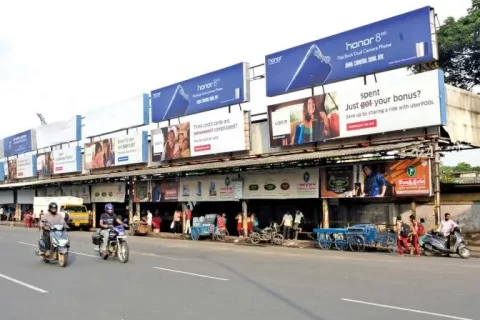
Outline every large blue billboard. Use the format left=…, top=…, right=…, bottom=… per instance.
left=151, top=62, right=250, bottom=122
left=3, top=130, right=34, bottom=157
left=265, top=7, right=437, bottom=97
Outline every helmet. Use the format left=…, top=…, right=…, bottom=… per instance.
left=48, top=202, right=58, bottom=214
left=104, top=203, right=114, bottom=214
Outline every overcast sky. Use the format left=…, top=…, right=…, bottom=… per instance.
left=0, top=0, right=474, bottom=165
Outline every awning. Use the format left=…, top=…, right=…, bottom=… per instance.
left=0, top=141, right=423, bottom=189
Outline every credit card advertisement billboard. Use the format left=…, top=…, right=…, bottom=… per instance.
left=84, top=132, right=148, bottom=170
left=151, top=63, right=250, bottom=122
left=243, top=169, right=319, bottom=199
left=265, top=7, right=437, bottom=96
left=268, top=70, right=445, bottom=147
left=320, top=158, right=431, bottom=198
left=91, top=183, right=126, bottom=203
left=37, top=146, right=82, bottom=177
left=9, top=155, right=37, bottom=179
left=3, top=130, right=35, bottom=157
left=151, top=111, right=249, bottom=163
left=178, top=175, right=241, bottom=202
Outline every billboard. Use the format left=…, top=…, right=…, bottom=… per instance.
left=84, top=131, right=148, bottom=170
left=36, top=115, right=82, bottom=149
left=151, top=63, right=250, bottom=122
left=9, top=155, right=37, bottom=179
left=268, top=69, right=445, bottom=147
left=320, top=158, right=431, bottom=198
left=265, top=7, right=437, bottom=96
left=150, top=180, right=179, bottom=202
left=3, top=130, right=35, bottom=157
left=91, top=183, right=126, bottom=203
left=38, top=146, right=82, bottom=177
left=83, top=94, right=149, bottom=138
left=243, top=169, right=319, bottom=199
left=36, top=152, right=54, bottom=178
left=151, top=111, right=249, bottom=163
left=0, top=162, right=4, bottom=181
left=178, top=175, right=242, bottom=202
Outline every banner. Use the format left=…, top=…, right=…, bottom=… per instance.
left=35, top=115, right=82, bottom=149
left=47, top=185, right=91, bottom=204
left=91, top=183, right=126, bottom=203
left=243, top=169, right=319, bottom=199
left=52, top=146, right=82, bottom=174
left=150, top=180, right=179, bottom=202
left=178, top=175, right=241, bottom=202
left=84, top=131, right=148, bottom=169
left=3, top=130, right=35, bottom=157
left=134, top=181, right=150, bottom=202
left=10, top=155, right=37, bottom=179
left=151, top=63, right=250, bottom=122
left=265, top=7, right=437, bottom=96
left=268, top=70, right=445, bottom=147
left=83, top=94, right=149, bottom=138
left=36, top=152, right=54, bottom=178
left=320, top=158, right=431, bottom=198
left=151, top=111, right=248, bottom=162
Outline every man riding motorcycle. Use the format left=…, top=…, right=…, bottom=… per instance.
left=40, top=202, right=66, bottom=256
left=98, top=204, right=125, bottom=255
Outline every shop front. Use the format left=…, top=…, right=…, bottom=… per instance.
left=0, top=190, right=15, bottom=221
left=91, top=182, right=128, bottom=226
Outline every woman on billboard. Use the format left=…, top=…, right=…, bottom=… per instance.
left=290, top=97, right=330, bottom=145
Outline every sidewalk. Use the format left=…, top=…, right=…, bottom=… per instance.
left=2, top=221, right=479, bottom=257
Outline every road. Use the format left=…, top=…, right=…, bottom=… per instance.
left=0, top=226, right=478, bottom=320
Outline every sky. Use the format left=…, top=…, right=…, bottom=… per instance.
left=0, top=0, right=475, bottom=165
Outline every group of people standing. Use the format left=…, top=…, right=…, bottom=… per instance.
left=135, top=205, right=193, bottom=234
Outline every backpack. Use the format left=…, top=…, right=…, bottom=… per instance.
left=400, top=223, right=411, bottom=237
left=417, top=222, right=425, bottom=236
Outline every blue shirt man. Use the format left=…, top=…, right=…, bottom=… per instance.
left=361, top=164, right=387, bottom=197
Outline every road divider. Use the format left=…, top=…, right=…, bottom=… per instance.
left=0, top=272, right=48, bottom=293
left=341, top=298, right=472, bottom=320
left=153, top=267, right=229, bottom=281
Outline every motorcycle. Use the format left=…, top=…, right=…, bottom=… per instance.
left=250, top=223, right=284, bottom=245
left=92, top=225, right=129, bottom=263
left=36, top=221, right=70, bottom=267
left=422, top=227, right=471, bottom=259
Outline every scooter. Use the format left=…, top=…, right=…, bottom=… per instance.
left=422, top=227, right=470, bottom=259
left=36, top=221, right=70, bottom=267
left=92, top=225, right=129, bottom=263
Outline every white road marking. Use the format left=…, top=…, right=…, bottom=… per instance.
left=342, top=298, right=472, bottom=320
left=17, top=241, right=98, bottom=258
left=0, top=272, right=48, bottom=293
left=153, top=267, right=229, bottom=281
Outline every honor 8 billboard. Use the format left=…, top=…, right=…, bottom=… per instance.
left=151, top=63, right=250, bottom=122
left=265, top=7, right=437, bottom=97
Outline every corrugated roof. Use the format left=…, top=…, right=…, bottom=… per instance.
left=0, top=142, right=422, bottom=189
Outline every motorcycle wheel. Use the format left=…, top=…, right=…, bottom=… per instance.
left=58, top=253, right=68, bottom=267
left=458, top=246, right=471, bottom=259
left=117, top=242, right=129, bottom=263
left=250, top=232, right=261, bottom=244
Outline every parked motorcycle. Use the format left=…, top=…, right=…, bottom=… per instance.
left=422, top=227, right=470, bottom=259
left=92, top=225, right=129, bottom=263
left=250, top=223, right=284, bottom=245
left=36, top=222, right=70, bottom=267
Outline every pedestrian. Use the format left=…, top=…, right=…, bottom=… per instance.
left=235, top=213, right=243, bottom=237
left=280, top=210, right=294, bottom=240
left=184, top=205, right=192, bottom=234
left=293, top=210, right=304, bottom=240
left=419, top=218, right=426, bottom=247
left=146, top=210, right=153, bottom=232
left=396, top=215, right=411, bottom=256
left=173, top=208, right=182, bottom=234
left=409, top=214, right=421, bottom=257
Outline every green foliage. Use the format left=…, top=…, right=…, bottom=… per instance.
left=440, top=161, right=480, bottom=183
left=411, top=0, right=480, bottom=90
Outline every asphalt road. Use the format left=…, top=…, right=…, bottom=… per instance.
left=0, top=226, right=478, bottom=320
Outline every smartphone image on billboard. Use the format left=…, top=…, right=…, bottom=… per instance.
left=209, top=181, right=217, bottom=196
left=196, top=181, right=202, bottom=197
left=286, top=44, right=333, bottom=93
left=163, top=84, right=190, bottom=120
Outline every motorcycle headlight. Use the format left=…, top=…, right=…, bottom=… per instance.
left=56, top=239, right=69, bottom=246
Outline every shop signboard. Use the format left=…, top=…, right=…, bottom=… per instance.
left=268, top=69, right=445, bottom=147
left=151, top=63, right=250, bottom=122
left=84, top=132, right=148, bottom=170
left=10, top=155, right=37, bottom=179
left=3, top=130, right=35, bottom=157
left=150, top=180, right=179, bottom=202
left=83, top=94, right=150, bottom=138
left=134, top=181, right=150, bottom=202
left=243, top=169, right=319, bottom=199
left=320, top=158, right=431, bottom=198
left=151, top=111, right=249, bottom=163
left=265, top=7, right=437, bottom=96
left=91, top=183, right=126, bottom=203
left=178, top=175, right=241, bottom=202
left=46, top=185, right=91, bottom=204
left=35, top=115, right=82, bottom=149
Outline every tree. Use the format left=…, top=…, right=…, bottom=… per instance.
left=411, top=0, right=480, bottom=90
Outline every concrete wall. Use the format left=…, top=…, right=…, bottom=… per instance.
left=445, top=85, right=480, bottom=146
left=416, top=203, right=480, bottom=232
